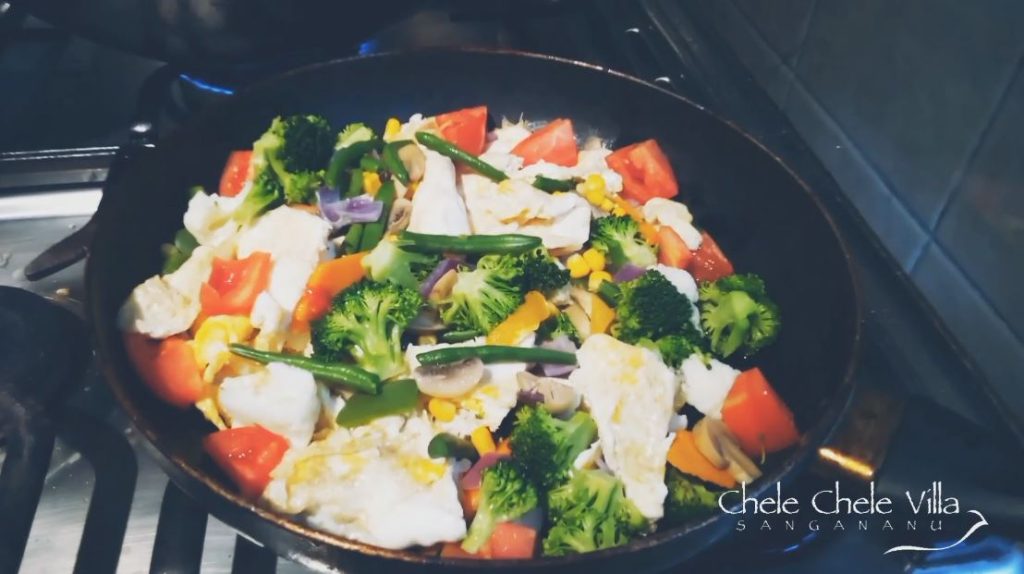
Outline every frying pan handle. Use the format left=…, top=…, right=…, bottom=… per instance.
left=816, top=384, right=1024, bottom=529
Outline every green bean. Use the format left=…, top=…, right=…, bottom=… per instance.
left=345, top=168, right=364, bottom=198
left=382, top=141, right=411, bottom=185
left=396, top=231, right=541, bottom=255
left=229, top=344, right=381, bottom=394
left=532, top=175, right=577, bottom=193
left=416, top=345, right=577, bottom=367
left=325, top=138, right=379, bottom=189
left=336, top=379, right=420, bottom=428
left=596, top=280, right=622, bottom=307
left=357, top=180, right=396, bottom=251
left=440, top=329, right=483, bottom=344
left=415, top=131, right=507, bottom=182
left=428, top=433, right=479, bottom=462
left=359, top=155, right=381, bottom=172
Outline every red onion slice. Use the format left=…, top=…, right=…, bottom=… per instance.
left=540, top=336, right=577, bottom=377
left=460, top=451, right=510, bottom=490
left=317, top=187, right=383, bottom=229
left=419, top=257, right=461, bottom=298
left=613, top=263, right=646, bottom=283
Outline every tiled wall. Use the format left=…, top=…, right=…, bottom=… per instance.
left=696, top=0, right=1024, bottom=412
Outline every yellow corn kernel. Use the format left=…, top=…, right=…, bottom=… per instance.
left=584, top=187, right=606, bottom=206
left=581, top=173, right=607, bottom=195
left=363, top=172, right=383, bottom=196
left=588, top=271, right=613, bottom=292
left=407, top=457, right=447, bottom=484
left=478, top=385, right=501, bottom=399
left=612, top=206, right=627, bottom=217
left=566, top=254, right=591, bottom=278
left=471, top=426, right=497, bottom=456
left=581, top=248, right=606, bottom=272
left=384, top=117, right=401, bottom=139
left=600, top=199, right=615, bottom=212
left=428, top=398, right=457, bottom=422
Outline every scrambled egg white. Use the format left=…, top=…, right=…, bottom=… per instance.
left=262, top=414, right=466, bottom=549
left=643, top=198, right=702, bottom=250
left=118, top=245, right=215, bottom=338
left=219, top=362, right=321, bottom=447
left=407, top=149, right=471, bottom=236
left=463, top=177, right=592, bottom=251
left=405, top=337, right=527, bottom=436
left=568, top=334, right=676, bottom=520
left=183, top=187, right=248, bottom=255
left=236, top=206, right=330, bottom=350
left=678, top=354, right=739, bottom=418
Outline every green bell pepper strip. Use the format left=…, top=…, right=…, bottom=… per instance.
left=382, top=141, right=412, bottom=185
left=416, top=345, right=577, bottom=367
left=414, top=131, right=507, bottom=182
left=325, top=138, right=379, bottom=189
left=428, top=433, right=480, bottom=462
left=228, top=344, right=381, bottom=394
left=336, top=379, right=420, bottom=428
left=357, top=180, right=396, bottom=251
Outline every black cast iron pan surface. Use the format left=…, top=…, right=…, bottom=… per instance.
left=86, top=50, right=860, bottom=573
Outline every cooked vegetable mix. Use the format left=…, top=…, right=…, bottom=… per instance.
left=119, top=108, right=795, bottom=558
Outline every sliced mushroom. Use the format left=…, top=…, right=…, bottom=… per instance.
left=517, top=371, right=581, bottom=415
left=693, top=417, right=762, bottom=483
left=428, top=269, right=459, bottom=303
left=387, top=198, right=413, bottom=234
left=562, top=303, right=591, bottom=340
left=414, top=357, right=485, bottom=398
left=398, top=143, right=427, bottom=182
left=569, top=287, right=594, bottom=317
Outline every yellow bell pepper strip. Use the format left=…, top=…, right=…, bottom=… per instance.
left=293, top=252, right=368, bottom=325
left=487, top=291, right=551, bottom=345
left=589, top=293, right=616, bottom=335
left=471, top=426, right=497, bottom=456
left=336, top=379, right=420, bottom=428
left=610, top=194, right=659, bottom=244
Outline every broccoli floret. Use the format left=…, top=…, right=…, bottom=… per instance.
left=515, top=247, right=570, bottom=293
left=361, top=240, right=441, bottom=290
left=439, top=255, right=523, bottom=333
left=589, top=215, right=657, bottom=269
left=664, top=467, right=719, bottom=526
left=462, top=459, right=539, bottom=553
left=651, top=332, right=708, bottom=368
left=509, top=405, right=597, bottom=492
left=612, top=270, right=700, bottom=344
left=311, top=280, right=423, bottom=379
left=233, top=167, right=284, bottom=223
left=252, top=115, right=334, bottom=205
left=698, top=273, right=780, bottom=358
left=536, top=312, right=581, bottom=345
left=336, top=122, right=375, bottom=149
left=542, top=469, right=649, bottom=556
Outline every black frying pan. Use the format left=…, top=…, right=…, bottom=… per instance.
left=86, top=50, right=861, bottom=573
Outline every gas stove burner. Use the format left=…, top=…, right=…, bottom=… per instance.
left=0, top=287, right=87, bottom=411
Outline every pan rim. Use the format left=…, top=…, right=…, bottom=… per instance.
left=87, top=46, right=863, bottom=568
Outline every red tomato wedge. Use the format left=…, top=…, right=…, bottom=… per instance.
left=200, top=252, right=273, bottom=316
left=441, top=541, right=492, bottom=559
left=721, top=368, right=800, bottom=457
left=511, top=118, right=578, bottom=167
left=688, top=232, right=734, bottom=282
left=489, top=523, right=538, bottom=559
left=656, top=226, right=692, bottom=268
left=606, top=139, right=679, bottom=204
left=123, top=333, right=206, bottom=408
left=219, top=150, right=252, bottom=197
left=436, top=106, right=489, bottom=155
left=203, top=425, right=290, bottom=498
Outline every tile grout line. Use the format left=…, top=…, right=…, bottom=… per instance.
left=924, top=52, right=1024, bottom=234
left=723, top=0, right=797, bottom=107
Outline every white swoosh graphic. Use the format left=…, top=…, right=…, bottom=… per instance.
left=883, top=510, right=989, bottom=554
